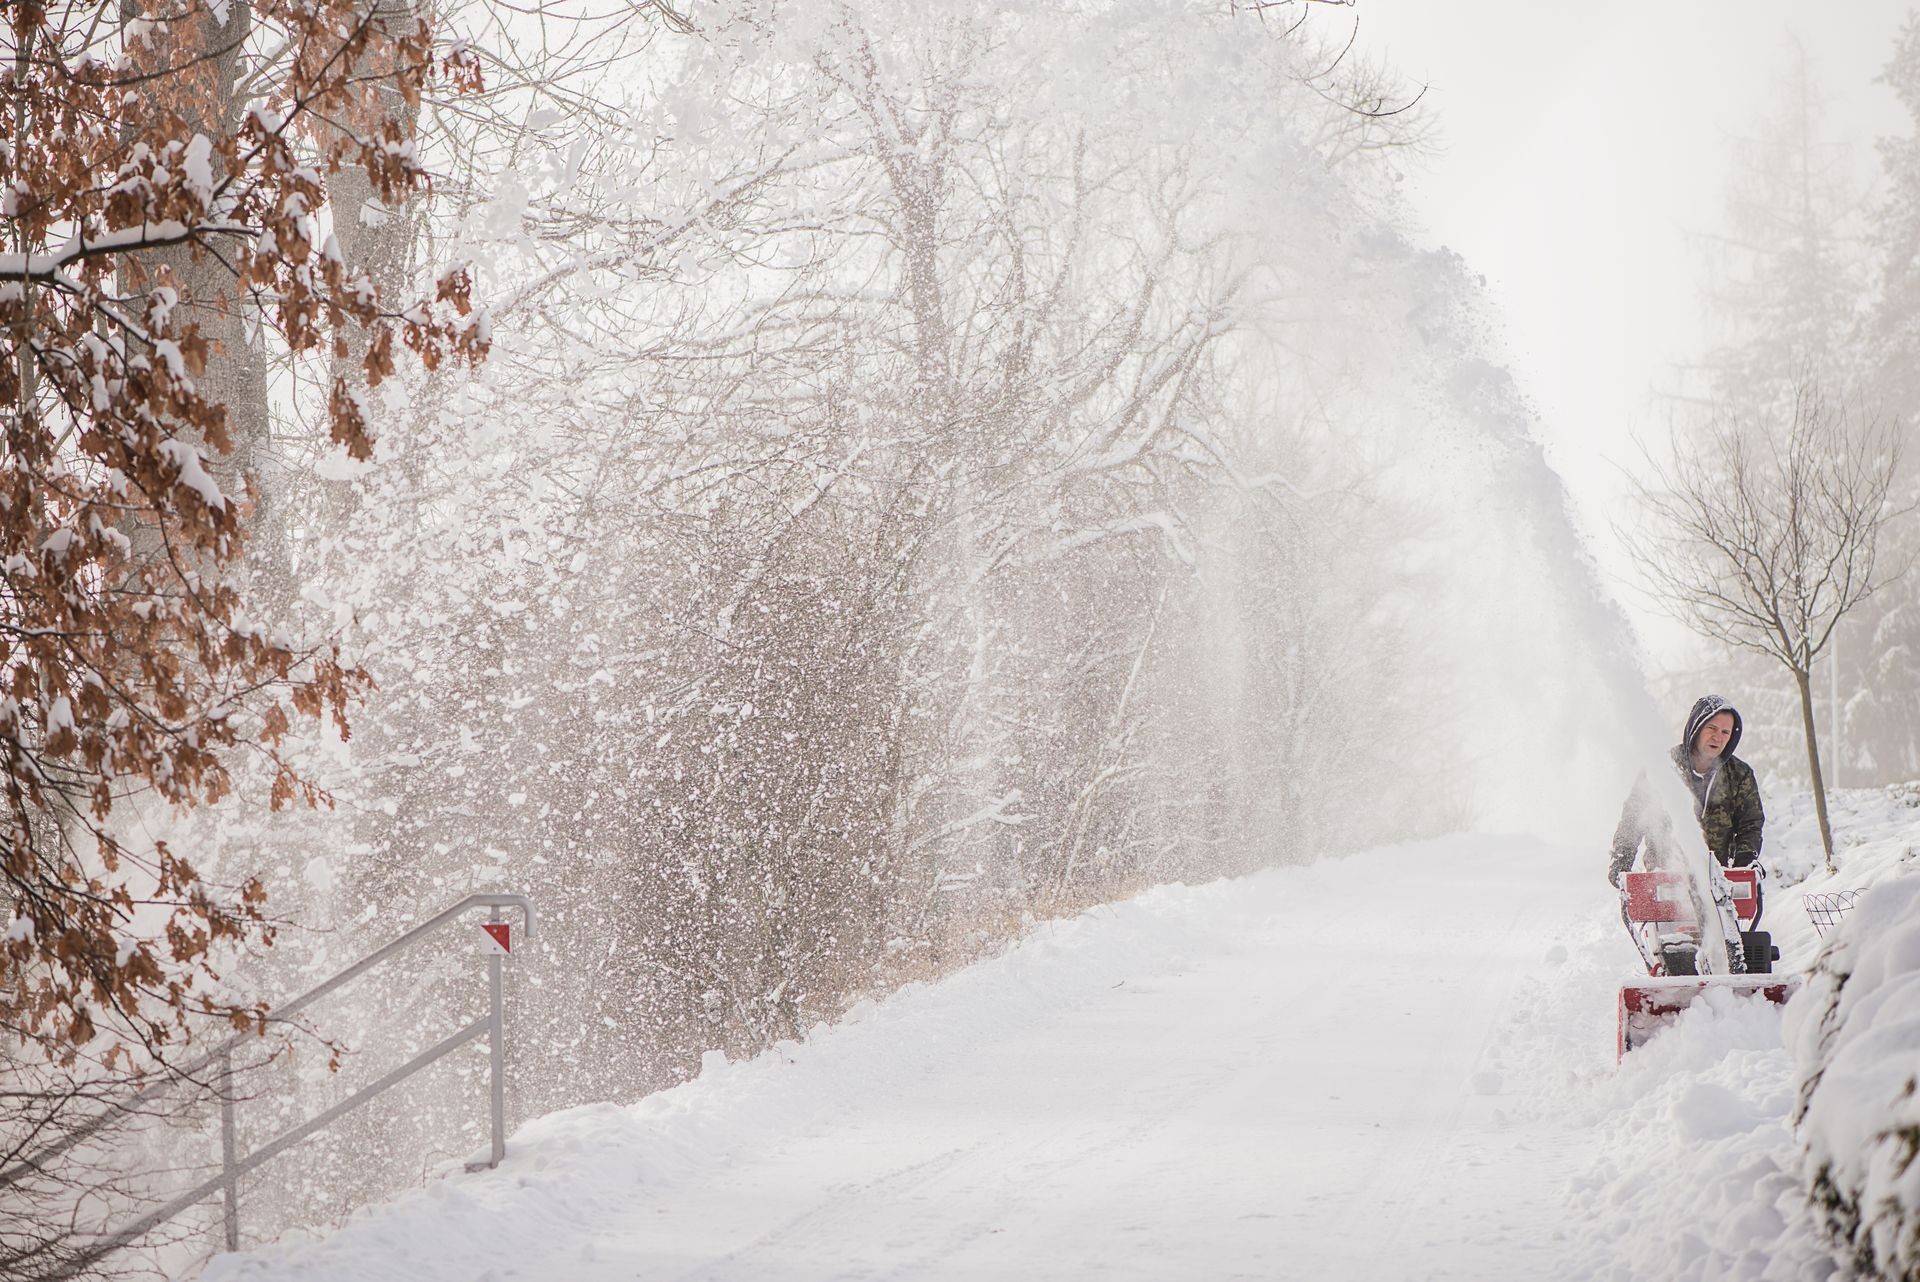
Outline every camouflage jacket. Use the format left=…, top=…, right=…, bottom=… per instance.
left=1608, top=747, right=1765, bottom=883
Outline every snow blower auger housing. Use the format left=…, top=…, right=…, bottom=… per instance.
left=1616, top=867, right=1796, bottom=1058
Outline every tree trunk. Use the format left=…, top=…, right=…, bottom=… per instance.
left=146, top=0, right=268, bottom=475
left=1794, top=664, right=1838, bottom=872
left=324, top=0, right=422, bottom=397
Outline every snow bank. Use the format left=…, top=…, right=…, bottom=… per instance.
left=1786, top=870, right=1920, bottom=1281
left=1564, top=993, right=1833, bottom=1282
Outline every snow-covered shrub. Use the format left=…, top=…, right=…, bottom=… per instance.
left=1787, top=870, right=1920, bottom=1279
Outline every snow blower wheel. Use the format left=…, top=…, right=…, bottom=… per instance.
left=1660, top=943, right=1698, bottom=976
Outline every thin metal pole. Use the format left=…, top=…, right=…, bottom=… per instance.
left=488, top=905, right=505, bottom=1169
left=219, top=1049, right=238, bottom=1252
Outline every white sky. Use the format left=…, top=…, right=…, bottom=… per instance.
left=1352, top=1, right=1915, bottom=659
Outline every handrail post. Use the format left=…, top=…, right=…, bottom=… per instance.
left=218, top=1047, right=239, bottom=1252
left=487, top=903, right=506, bottom=1169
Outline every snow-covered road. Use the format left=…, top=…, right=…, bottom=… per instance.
left=207, top=836, right=1635, bottom=1282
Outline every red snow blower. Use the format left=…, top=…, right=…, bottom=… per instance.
left=1616, top=866, right=1796, bottom=1058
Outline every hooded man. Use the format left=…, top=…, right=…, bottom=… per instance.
left=1608, top=694, right=1767, bottom=923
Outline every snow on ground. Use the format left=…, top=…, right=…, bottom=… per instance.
left=198, top=790, right=1920, bottom=1282
left=204, top=834, right=1616, bottom=1281
left=1563, top=989, right=1832, bottom=1282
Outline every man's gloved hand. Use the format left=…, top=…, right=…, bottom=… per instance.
left=1608, top=863, right=1626, bottom=890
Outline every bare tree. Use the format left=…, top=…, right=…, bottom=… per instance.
left=1625, top=380, right=1910, bottom=870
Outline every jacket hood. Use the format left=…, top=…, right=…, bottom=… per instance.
left=1682, top=694, right=1743, bottom=760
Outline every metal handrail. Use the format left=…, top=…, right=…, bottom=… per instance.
left=19, top=892, right=534, bottom=1269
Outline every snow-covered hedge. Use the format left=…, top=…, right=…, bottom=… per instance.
left=1787, top=870, right=1920, bottom=1279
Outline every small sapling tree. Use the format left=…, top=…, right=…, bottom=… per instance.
left=1625, top=380, right=1909, bottom=872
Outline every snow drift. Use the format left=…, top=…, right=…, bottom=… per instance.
left=1788, top=869, right=1920, bottom=1280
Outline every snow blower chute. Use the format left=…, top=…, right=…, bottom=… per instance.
left=1616, top=866, right=1796, bottom=1058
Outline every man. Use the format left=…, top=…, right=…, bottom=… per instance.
left=1608, top=694, right=1767, bottom=925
